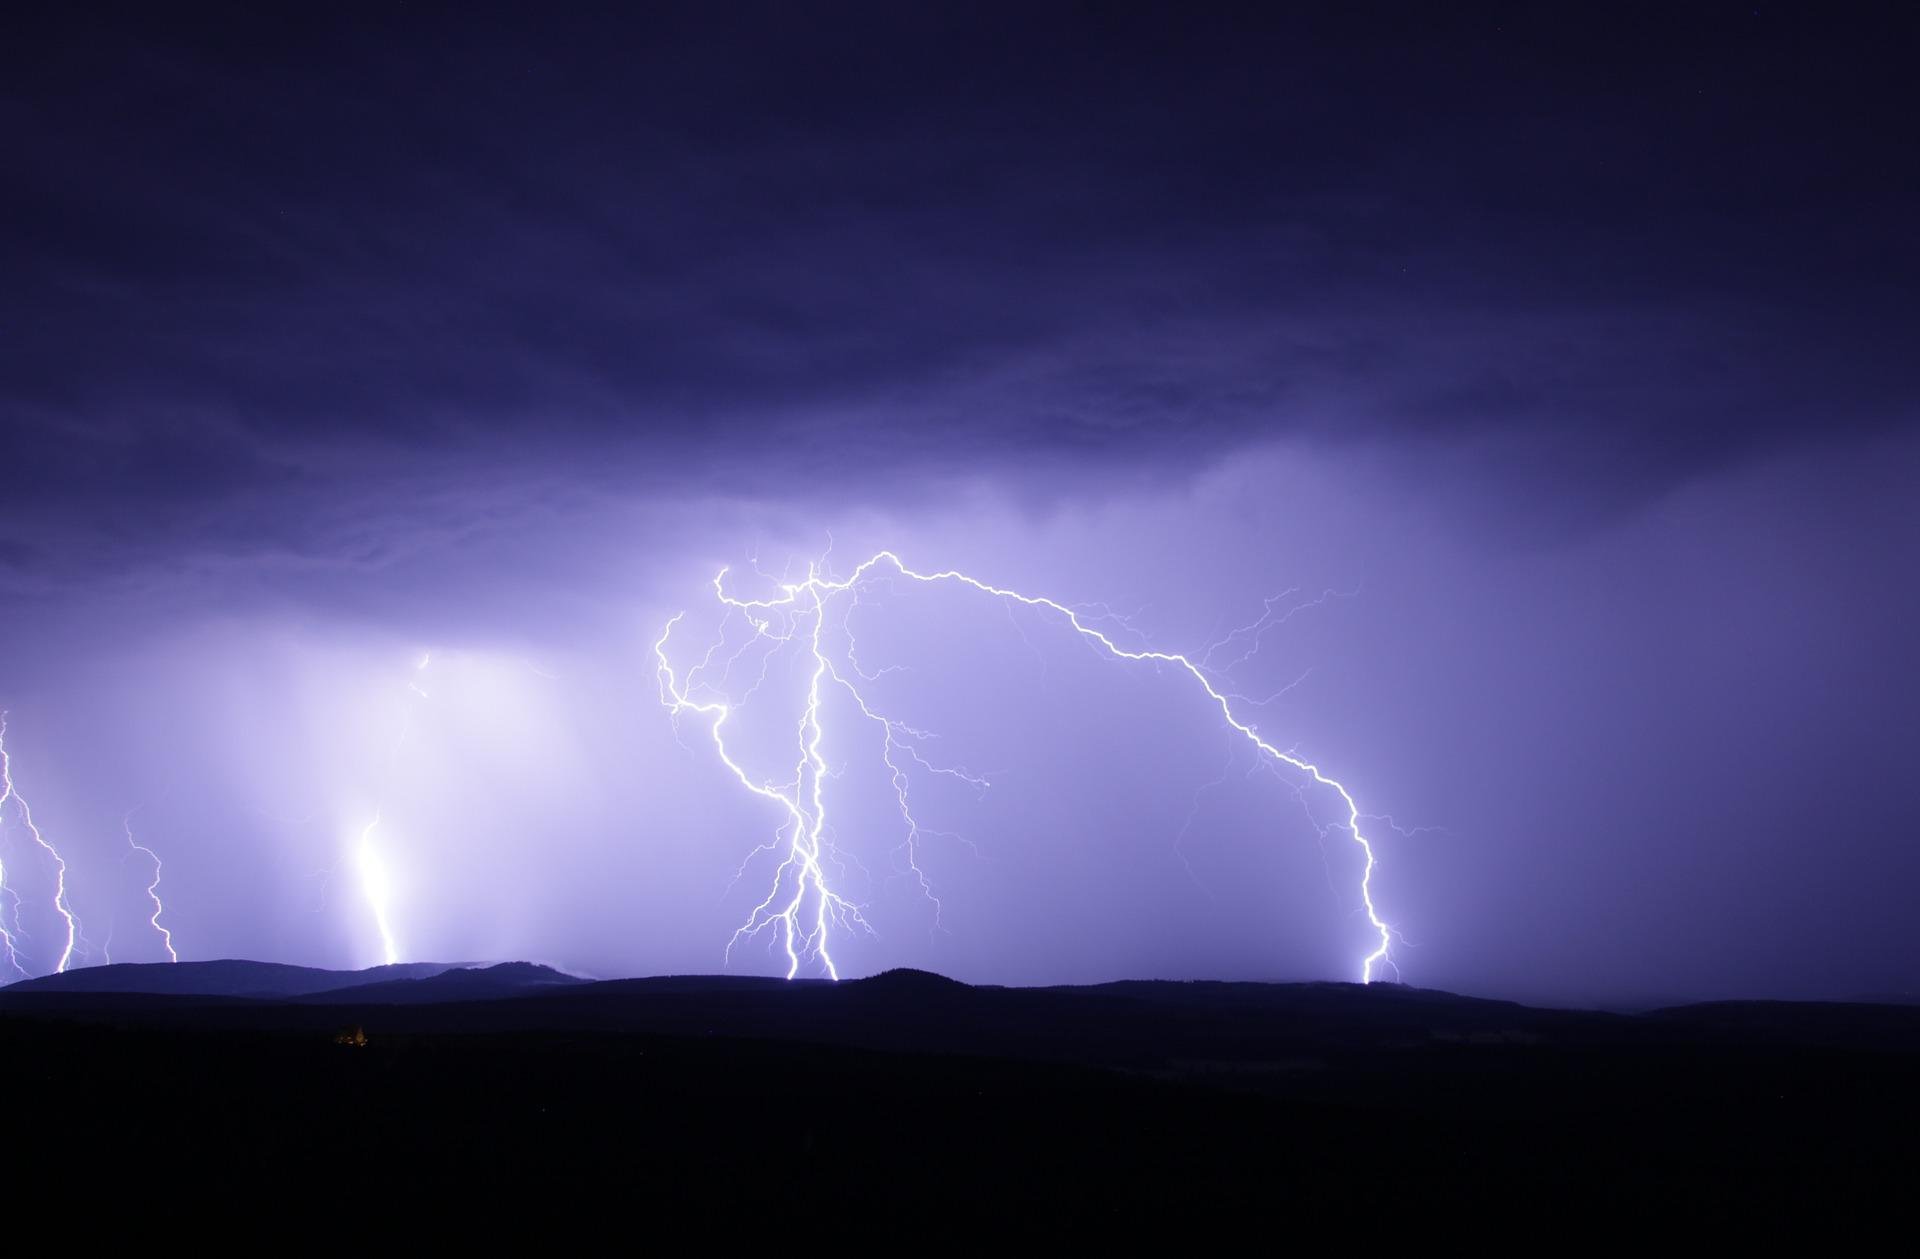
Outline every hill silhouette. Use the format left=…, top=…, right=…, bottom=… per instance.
left=1, top=961, right=1913, bottom=1232
left=294, top=961, right=587, bottom=1005
left=0, top=958, right=459, bottom=998
left=850, top=966, right=973, bottom=994
left=5, top=961, right=1909, bottom=1063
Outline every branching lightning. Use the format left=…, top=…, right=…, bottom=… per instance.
left=655, top=578, right=873, bottom=980
left=0, top=714, right=82, bottom=976
left=657, top=552, right=1399, bottom=984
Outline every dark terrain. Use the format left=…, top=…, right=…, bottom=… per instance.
left=2, top=962, right=1912, bottom=1235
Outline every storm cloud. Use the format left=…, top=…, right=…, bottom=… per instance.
left=2, top=4, right=1915, bottom=1000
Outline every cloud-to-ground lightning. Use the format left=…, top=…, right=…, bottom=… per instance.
left=355, top=811, right=399, bottom=966
left=353, top=653, right=431, bottom=966
left=122, top=810, right=178, bottom=964
left=655, top=583, right=874, bottom=981
left=0, top=714, right=82, bottom=977
left=656, top=552, right=1399, bottom=983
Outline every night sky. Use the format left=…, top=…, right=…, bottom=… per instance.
left=3, top=3, right=1915, bottom=1002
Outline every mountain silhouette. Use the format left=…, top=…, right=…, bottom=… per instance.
left=0, top=958, right=459, bottom=999
left=294, top=961, right=587, bottom=1004
left=1, top=958, right=1914, bottom=1230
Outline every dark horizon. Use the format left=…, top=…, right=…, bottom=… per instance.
left=12, top=953, right=1906, bottom=1016
left=3, top=3, right=1916, bottom=1004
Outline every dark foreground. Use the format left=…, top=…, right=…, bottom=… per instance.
left=3, top=963, right=1914, bottom=1235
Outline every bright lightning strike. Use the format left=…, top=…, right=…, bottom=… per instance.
left=657, top=552, right=1399, bottom=984
left=353, top=652, right=431, bottom=967
left=655, top=575, right=874, bottom=980
left=0, top=714, right=82, bottom=976
left=122, top=811, right=178, bottom=964
left=355, top=812, right=399, bottom=966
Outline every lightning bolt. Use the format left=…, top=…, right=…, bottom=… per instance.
left=122, top=811, right=178, bottom=964
left=354, top=652, right=431, bottom=967
left=656, top=574, right=873, bottom=980
left=0, top=714, right=82, bottom=976
left=657, top=552, right=1399, bottom=984
left=355, top=811, right=398, bottom=967
left=0, top=852, right=21, bottom=980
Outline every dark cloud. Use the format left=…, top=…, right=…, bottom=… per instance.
left=3, top=2, right=1915, bottom=566
left=2, top=7, right=1918, bottom=996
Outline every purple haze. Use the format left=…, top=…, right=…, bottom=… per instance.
left=1, top=6, right=1915, bottom=1002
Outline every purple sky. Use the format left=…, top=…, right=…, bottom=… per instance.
left=2, top=4, right=1915, bottom=1001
